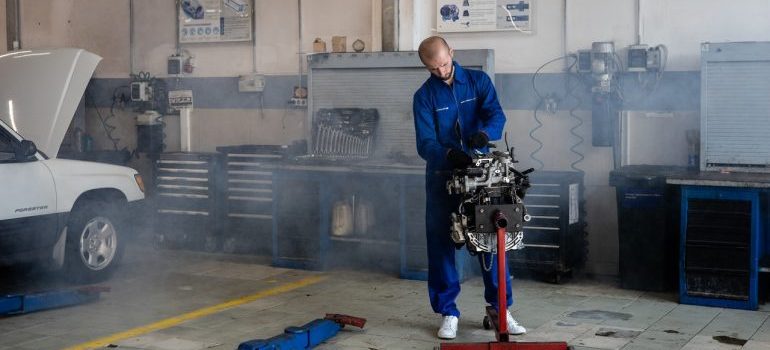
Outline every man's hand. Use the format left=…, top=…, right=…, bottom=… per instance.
left=516, top=177, right=531, bottom=198
left=468, top=131, right=489, bottom=149
left=447, top=149, right=473, bottom=169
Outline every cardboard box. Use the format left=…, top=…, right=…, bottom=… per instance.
left=312, top=38, right=326, bottom=53
left=332, top=36, right=347, bottom=53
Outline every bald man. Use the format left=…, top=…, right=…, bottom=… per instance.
left=412, top=36, right=526, bottom=339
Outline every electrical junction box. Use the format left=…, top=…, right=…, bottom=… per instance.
left=647, top=47, right=662, bottom=71
left=168, top=55, right=183, bottom=76
left=238, top=73, right=266, bottom=93
left=627, top=45, right=649, bottom=72
left=577, top=50, right=592, bottom=73
left=290, top=85, right=307, bottom=107
left=131, top=81, right=152, bottom=102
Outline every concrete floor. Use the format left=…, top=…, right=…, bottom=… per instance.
left=1, top=243, right=769, bottom=350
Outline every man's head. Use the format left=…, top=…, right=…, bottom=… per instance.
left=418, top=36, right=454, bottom=82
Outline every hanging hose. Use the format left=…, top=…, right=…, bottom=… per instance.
left=568, top=109, right=584, bottom=172
left=529, top=55, right=579, bottom=171
left=565, top=68, right=585, bottom=172
left=85, top=90, right=120, bottom=151
left=528, top=99, right=545, bottom=170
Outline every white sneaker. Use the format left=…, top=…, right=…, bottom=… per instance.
left=438, top=315, right=458, bottom=339
left=506, top=310, right=526, bottom=335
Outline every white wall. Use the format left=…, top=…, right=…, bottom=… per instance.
left=131, top=0, right=300, bottom=77
left=0, top=1, right=6, bottom=54
left=409, top=0, right=770, bottom=73
left=20, top=0, right=130, bottom=77
left=19, top=0, right=376, bottom=77
left=152, top=0, right=372, bottom=76
left=566, top=0, right=636, bottom=58
left=641, top=0, right=770, bottom=71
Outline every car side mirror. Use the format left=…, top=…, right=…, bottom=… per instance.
left=14, top=140, right=37, bottom=161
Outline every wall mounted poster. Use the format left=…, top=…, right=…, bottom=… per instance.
left=437, top=0, right=532, bottom=33
left=179, top=0, right=253, bottom=43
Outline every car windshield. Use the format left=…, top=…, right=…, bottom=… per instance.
left=0, top=130, right=16, bottom=162
left=0, top=116, right=18, bottom=135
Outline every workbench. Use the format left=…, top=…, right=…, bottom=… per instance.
left=268, top=161, right=478, bottom=280
left=611, top=165, right=770, bottom=310
left=268, top=162, right=587, bottom=284
left=667, top=169, right=770, bottom=310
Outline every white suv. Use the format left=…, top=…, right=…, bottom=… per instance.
left=0, top=48, right=144, bottom=282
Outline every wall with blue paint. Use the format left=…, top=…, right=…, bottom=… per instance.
left=84, top=71, right=700, bottom=111
left=14, top=0, right=770, bottom=276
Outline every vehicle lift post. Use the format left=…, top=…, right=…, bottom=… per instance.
left=0, top=286, right=110, bottom=316
left=439, top=211, right=570, bottom=350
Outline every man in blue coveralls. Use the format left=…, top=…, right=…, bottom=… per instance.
left=412, top=36, right=526, bottom=340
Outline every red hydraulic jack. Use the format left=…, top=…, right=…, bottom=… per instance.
left=440, top=212, right=570, bottom=350
left=238, top=314, right=366, bottom=350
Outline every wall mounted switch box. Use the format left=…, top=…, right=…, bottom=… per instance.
left=627, top=45, right=649, bottom=72
left=646, top=46, right=662, bottom=71
left=238, top=73, right=266, bottom=93
left=577, top=50, right=592, bottom=73
left=131, top=81, right=152, bottom=102
left=168, top=55, right=184, bottom=76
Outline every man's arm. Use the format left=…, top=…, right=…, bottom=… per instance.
left=476, top=73, right=506, bottom=140
left=413, top=91, right=448, bottom=167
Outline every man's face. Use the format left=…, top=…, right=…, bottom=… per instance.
left=424, top=47, right=454, bottom=81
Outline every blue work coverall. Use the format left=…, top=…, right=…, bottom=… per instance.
left=413, top=61, right=512, bottom=318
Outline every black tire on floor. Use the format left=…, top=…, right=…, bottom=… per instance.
left=65, top=200, right=126, bottom=283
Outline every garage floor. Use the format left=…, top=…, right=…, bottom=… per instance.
left=1, top=242, right=769, bottom=350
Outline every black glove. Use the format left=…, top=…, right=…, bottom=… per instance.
left=468, top=131, right=489, bottom=149
left=447, top=149, right=473, bottom=169
left=516, top=177, right=531, bottom=198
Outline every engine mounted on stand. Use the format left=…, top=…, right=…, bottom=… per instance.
left=447, top=147, right=534, bottom=255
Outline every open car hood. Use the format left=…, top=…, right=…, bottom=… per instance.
left=0, top=49, right=101, bottom=157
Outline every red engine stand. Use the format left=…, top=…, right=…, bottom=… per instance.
left=438, top=223, right=570, bottom=350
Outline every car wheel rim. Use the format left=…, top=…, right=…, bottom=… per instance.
left=78, top=216, right=117, bottom=271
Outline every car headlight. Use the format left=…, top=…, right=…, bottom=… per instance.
left=134, top=174, right=145, bottom=193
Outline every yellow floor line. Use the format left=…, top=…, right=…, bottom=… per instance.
left=63, top=275, right=326, bottom=350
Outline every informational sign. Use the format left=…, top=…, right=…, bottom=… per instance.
left=437, top=0, right=532, bottom=33
left=179, top=0, right=252, bottom=43
left=168, top=90, right=194, bottom=111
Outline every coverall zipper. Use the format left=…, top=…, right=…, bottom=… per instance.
left=450, top=83, right=464, bottom=151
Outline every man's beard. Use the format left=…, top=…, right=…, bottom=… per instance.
left=441, top=65, right=455, bottom=82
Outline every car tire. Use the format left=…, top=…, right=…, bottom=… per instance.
left=65, top=200, right=126, bottom=282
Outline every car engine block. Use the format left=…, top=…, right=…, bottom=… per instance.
left=447, top=148, right=533, bottom=254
